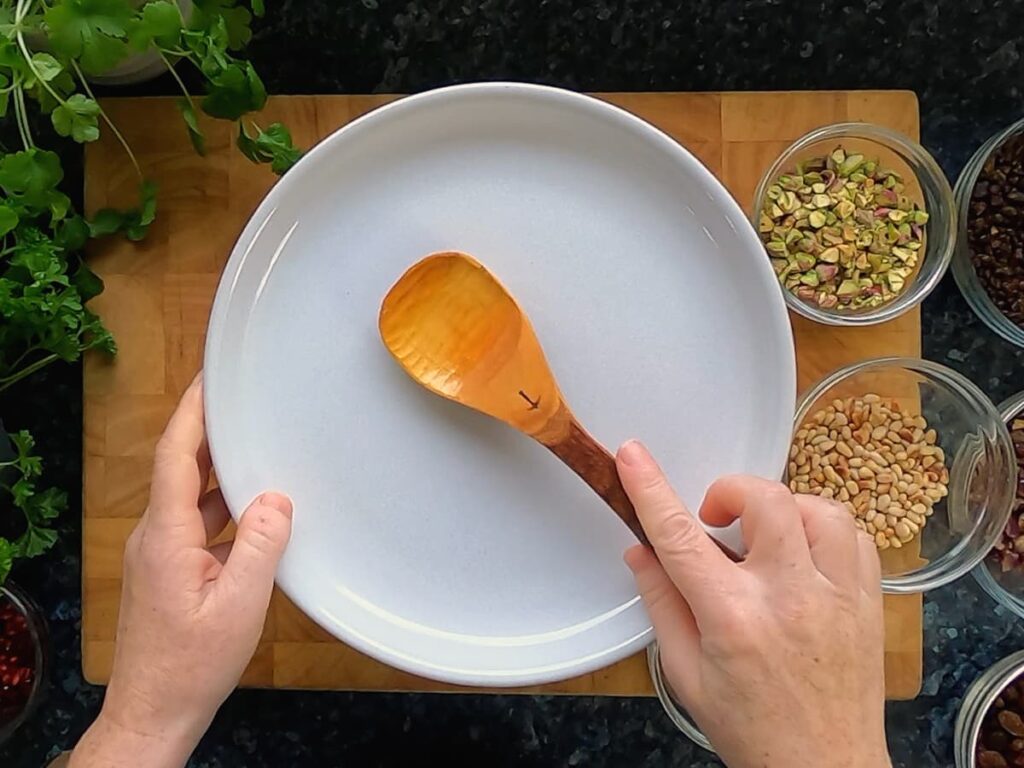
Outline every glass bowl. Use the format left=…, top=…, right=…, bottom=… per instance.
left=954, top=650, right=1024, bottom=768
left=950, top=117, right=1024, bottom=348
left=0, top=581, right=48, bottom=747
left=752, top=122, right=957, bottom=327
left=793, top=358, right=1015, bottom=594
left=972, top=389, right=1024, bottom=617
left=647, top=641, right=712, bottom=752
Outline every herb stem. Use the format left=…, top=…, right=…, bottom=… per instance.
left=12, top=86, right=34, bottom=149
left=0, top=354, right=59, bottom=393
left=158, top=50, right=198, bottom=116
left=13, top=0, right=66, bottom=122
left=15, top=29, right=69, bottom=112
left=69, top=61, right=144, bottom=181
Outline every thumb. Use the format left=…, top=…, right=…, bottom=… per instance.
left=220, top=492, right=293, bottom=600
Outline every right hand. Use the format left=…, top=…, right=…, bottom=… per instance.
left=616, top=440, right=889, bottom=768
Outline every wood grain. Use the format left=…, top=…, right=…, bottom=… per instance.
left=83, top=91, right=923, bottom=698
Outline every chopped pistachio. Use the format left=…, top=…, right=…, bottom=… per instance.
left=758, top=145, right=930, bottom=311
left=837, top=279, right=861, bottom=297
left=839, top=154, right=865, bottom=176
left=819, top=247, right=840, bottom=263
left=800, top=271, right=820, bottom=287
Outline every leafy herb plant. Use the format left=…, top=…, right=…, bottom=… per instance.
left=0, top=0, right=300, bottom=582
left=0, top=426, right=64, bottom=583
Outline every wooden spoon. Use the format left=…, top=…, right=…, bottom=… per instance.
left=378, top=250, right=740, bottom=559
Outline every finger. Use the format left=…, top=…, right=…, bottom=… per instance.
left=625, top=545, right=702, bottom=703
left=616, top=441, right=733, bottom=616
left=199, top=488, right=231, bottom=542
left=698, top=475, right=812, bottom=569
left=218, top=492, right=293, bottom=608
left=857, top=529, right=883, bottom=602
left=792, top=494, right=860, bottom=590
left=148, top=374, right=207, bottom=543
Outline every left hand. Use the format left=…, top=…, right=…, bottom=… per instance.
left=71, top=375, right=294, bottom=768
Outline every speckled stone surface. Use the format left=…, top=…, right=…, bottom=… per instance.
left=3, top=1, right=1024, bottom=765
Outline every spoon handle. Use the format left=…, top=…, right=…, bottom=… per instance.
left=544, top=417, right=649, bottom=545
left=544, top=418, right=742, bottom=563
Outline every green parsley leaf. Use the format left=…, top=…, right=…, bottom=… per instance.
left=87, top=180, right=158, bottom=241
left=30, top=53, right=64, bottom=82
left=237, top=122, right=302, bottom=175
left=251, top=0, right=264, bottom=17
left=15, top=524, right=59, bottom=558
left=0, top=206, right=18, bottom=237
left=201, top=61, right=266, bottom=119
left=83, top=308, right=116, bottom=354
left=0, top=539, right=13, bottom=584
left=44, top=0, right=132, bottom=75
left=86, top=208, right=127, bottom=237
left=0, top=427, right=64, bottom=575
left=72, top=262, right=104, bottom=302
left=29, top=486, right=67, bottom=521
left=191, top=0, right=253, bottom=50
left=0, top=150, right=64, bottom=209
left=55, top=215, right=90, bottom=251
left=128, top=0, right=183, bottom=50
left=8, top=431, right=42, bottom=478
left=51, top=93, right=101, bottom=143
left=178, top=97, right=206, bottom=155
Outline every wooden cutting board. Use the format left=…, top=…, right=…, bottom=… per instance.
left=81, top=91, right=923, bottom=698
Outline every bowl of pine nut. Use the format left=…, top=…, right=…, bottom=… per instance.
left=788, top=357, right=1016, bottom=594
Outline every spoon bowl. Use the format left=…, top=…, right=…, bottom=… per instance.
left=379, top=252, right=567, bottom=442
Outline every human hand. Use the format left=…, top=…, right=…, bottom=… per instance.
left=71, top=376, right=293, bottom=768
left=617, top=441, right=889, bottom=768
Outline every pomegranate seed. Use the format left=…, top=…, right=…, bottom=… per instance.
left=0, top=594, right=37, bottom=727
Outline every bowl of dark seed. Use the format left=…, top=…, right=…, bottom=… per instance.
left=789, top=358, right=1015, bottom=593
left=753, top=123, right=956, bottom=326
left=951, top=118, right=1024, bottom=347
left=972, top=389, right=1024, bottom=618
left=956, top=650, right=1024, bottom=767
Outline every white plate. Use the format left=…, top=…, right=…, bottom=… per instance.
left=204, top=83, right=795, bottom=687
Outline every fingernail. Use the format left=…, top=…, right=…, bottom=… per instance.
left=259, top=492, right=293, bottom=519
left=618, top=439, right=650, bottom=466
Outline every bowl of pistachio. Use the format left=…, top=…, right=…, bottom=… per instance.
left=752, top=122, right=956, bottom=326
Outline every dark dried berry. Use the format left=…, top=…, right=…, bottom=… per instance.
left=969, top=133, right=1024, bottom=328
left=1000, top=710, right=1024, bottom=737
left=992, top=730, right=1012, bottom=750
left=979, top=749, right=1009, bottom=767
left=992, top=413, right=1024, bottom=572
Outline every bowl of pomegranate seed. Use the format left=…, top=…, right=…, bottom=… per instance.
left=972, top=389, right=1024, bottom=619
left=0, top=581, right=47, bottom=746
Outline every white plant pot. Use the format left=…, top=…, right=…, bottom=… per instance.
left=24, top=0, right=194, bottom=86
left=88, top=0, right=193, bottom=85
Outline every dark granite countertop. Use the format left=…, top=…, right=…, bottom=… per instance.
left=4, top=1, right=1024, bottom=766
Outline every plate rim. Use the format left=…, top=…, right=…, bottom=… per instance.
left=203, top=82, right=796, bottom=687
